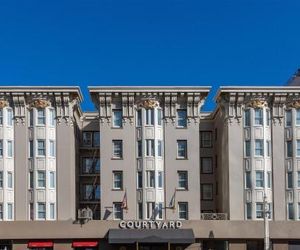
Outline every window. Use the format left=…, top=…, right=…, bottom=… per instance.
left=286, top=110, right=292, bottom=127
left=146, top=139, right=155, bottom=157
left=256, top=203, right=263, bottom=219
left=29, top=172, right=33, bottom=189
left=137, top=172, right=143, bottom=189
left=82, top=132, right=92, bottom=147
left=287, top=141, right=293, bottom=157
left=0, top=140, right=2, bottom=157
left=287, top=172, right=293, bottom=189
left=146, top=202, right=155, bottom=219
left=82, top=184, right=93, bottom=200
left=7, top=203, right=13, bottom=220
left=0, top=109, right=2, bottom=125
left=29, top=109, right=33, bottom=127
left=146, top=171, right=155, bottom=188
left=267, top=172, right=272, bottom=188
left=178, top=171, right=188, bottom=190
left=246, top=203, right=252, bottom=219
left=93, top=132, right=100, bottom=147
left=82, top=158, right=100, bottom=174
left=138, top=203, right=143, bottom=220
left=113, top=109, right=122, bottom=127
left=245, top=140, right=251, bottom=157
left=201, top=157, right=213, bottom=174
left=137, top=110, right=142, bottom=127
left=244, top=109, right=250, bottom=127
left=298, top=203, right=300, bottom=220
left=113, top=203, right=123, bottom=220
left=50, top=172, right=55, bottom=188
left=177, top=109, right=187, bottom=127
left=29, top=140, right=33, bottom=158
left=158, top=171, right=163, bottom=188
left=7, top=108, right=13, bottom=126
left=37, top=109, right=45, bottom=125
left=157, top=109, right=162, bottom=126
left=255, top=139, right=264, bottom=156
left=201, top=184, right=213, bottom=200
left=177, top=140, right=187, bottom=159
left=255, top=171, right=264, bottom=188
left=157, top=140, right=162, bottom=157
left=113, top=171, right=123, bottom=190
left=49, top=140, right=55, bottom=157
left=37, top=171, right=46, bottom=188
left=266, top=140, right=271, bottom=157
left=0, top=171, right=2, bottom=188
left=297, top=140, right=300, bottom=157
left=200, top=131, right=212, bottom=148
left=112, top=140, right=123, bottom=158
left=245, top=172, right=251, bottom=189
left=266, top=109, right=270, bottom=126
left=297, top=109, right=300, bottom=126
left=50, top=203, right=55, bottom=219
left=37, top=203, right=46, bottom=219
left=137, top=141, right=142, bottom=157
left=146, top=109, right=154, bottom=125
left=178, top=202, right=188, bottom=220
left=298, top=171, right=300, bottom=187
left=7, top=140, right=13, bottom=157
left=37, top=140, right=45, bottom=156
left=254, top=109, right=263, bottom=125
left=49, top=108, right=55, bottom=126
left=0, top=204, right=2, bottom=220
left=288, top=203, right=294, bottom=220
left=7, top=172, right=12, bottom=189
left=158, top=203, right=163, bottom=219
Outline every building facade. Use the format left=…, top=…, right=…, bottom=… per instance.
left=0, top=86, right=300, bottom=250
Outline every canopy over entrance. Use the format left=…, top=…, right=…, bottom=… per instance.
left=108, top=229, right=195, bottom=244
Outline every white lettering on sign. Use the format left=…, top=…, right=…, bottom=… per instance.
left=119, top=220, right=182, bottom=229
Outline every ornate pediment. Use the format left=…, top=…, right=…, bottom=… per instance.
left=246, top=98, right=268, bottom=108
left=137, top=97, right=159, bottom=109
left=30, top=98, right=51, bottom=109
left=286, top=99, right=300, bottom=109
left=0, top=99, right=9, bottom=109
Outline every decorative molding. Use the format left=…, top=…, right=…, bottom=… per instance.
left=0, top=99, right=8, bottom=109
left=137, top=97, right=160, bottom=109
left=30, top=98, right=51, bottom=109
left=246, top=98, right=268, bottom=108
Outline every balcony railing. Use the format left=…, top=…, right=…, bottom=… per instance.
left=201, top=213, right=228, bottom=220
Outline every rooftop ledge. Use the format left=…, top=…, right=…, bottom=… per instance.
left=0, top=86, right=83, bottom=101
left=88, top=86, right=211, bottom=93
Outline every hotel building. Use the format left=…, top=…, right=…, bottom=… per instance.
left=0, top=86, right=300, bottom=250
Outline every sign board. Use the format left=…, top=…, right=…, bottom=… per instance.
left=119, top=220, right=183, bottom=229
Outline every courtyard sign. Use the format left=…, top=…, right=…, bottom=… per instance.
left=119, top=220, right=182, bottom=229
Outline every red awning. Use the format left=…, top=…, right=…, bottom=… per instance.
left=72, top=241, right=98, bottom=247
left=28, top=241, right=53, bottom=248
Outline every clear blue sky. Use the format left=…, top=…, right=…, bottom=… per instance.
left=0, top=0, right=299, bottom=111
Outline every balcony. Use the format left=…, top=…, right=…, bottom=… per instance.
left=201, top=213, right=228, bottom=220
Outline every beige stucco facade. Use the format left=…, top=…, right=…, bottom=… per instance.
left=0, top=86, right=300, bottom=250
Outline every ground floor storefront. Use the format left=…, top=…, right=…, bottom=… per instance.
left=2, top=240, right=300, bottom=250
left=0, top=220, right=300, bottom=250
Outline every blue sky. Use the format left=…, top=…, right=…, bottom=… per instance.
left=0, top=0, right=299, bottom=111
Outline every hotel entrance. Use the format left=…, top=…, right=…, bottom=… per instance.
left=108, top=229, right=195, bottom=250
left=138, top=244, right=169, bottom=250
